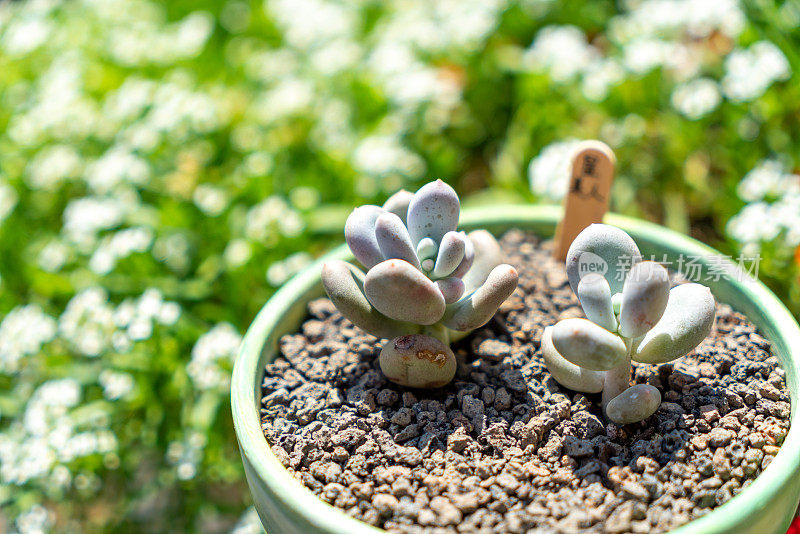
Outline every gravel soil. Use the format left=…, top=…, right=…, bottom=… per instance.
left=260, top=230, right=791, bottom=534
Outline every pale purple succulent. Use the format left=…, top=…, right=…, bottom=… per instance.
left=322, top=180, right=518, bottom=388
left=543, top=224, right=716, bottom=424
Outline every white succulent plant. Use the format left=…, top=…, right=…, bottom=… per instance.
left=543, top=224, right=716, bottom=424
left=322, top=180, right=518, bottom=388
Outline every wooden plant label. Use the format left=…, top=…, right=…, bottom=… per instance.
left=554, top=140, right=616, bottom=260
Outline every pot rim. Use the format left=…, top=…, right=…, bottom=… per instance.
left=232, top=204, right=800, bottom=534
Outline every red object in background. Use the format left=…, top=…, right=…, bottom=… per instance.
left=787, top=517, right=800, bottom=534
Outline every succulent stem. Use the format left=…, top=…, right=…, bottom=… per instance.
left=602, top=341, right=632, bottom=414
left=423, top=323, right=450, bottom=345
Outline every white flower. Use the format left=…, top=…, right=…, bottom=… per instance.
left=727, top=202, right=781, bottom=244
left=266, top=252, right=312, bottom=286
left=527, top=138, right=582, bottom=201
left=224, top=238, right=253, bottom=268
left=37, top=240, right=72, bottom=273
left=62, top=196, right=130, bottom=249
left=89, top=227, right=154, bottom=275
left=728, top=159, right=800, bottom=248
left=671, top=78, right=721, bottom=119
left=26, top=145, right=83, bottom=190
left=737, top=159, right=800, bottom=202
left=722, top=41, right=791, bottom=102
left=193, top=184, right=229, bottom=216
left=250, top=78, right=314, bottom=124
left=525, top=25, right=598, bottom=82
left=14, top=504, right=54, bottom=534
left=267, top=0, right=356, bottom=51
left=581, top=58, right=625, bottom=101
left=245, top=196, right=304, bottom=242
left=352, top=135, right=425, bottom=178
left=0, top=305, right=57, bottom=373
left=99, top=370, right=135, bottom=401
left=188, top=323, right=242, bottom=391
left=59, top=287, right=116, bottom=357
left=84, top=147, right=150, bottom=193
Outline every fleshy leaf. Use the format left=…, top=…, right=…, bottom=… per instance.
left=379, top=334, right=456, bottom=388
left=436, top=277, right=465, bottom=304
left=364, top=259, right=446, bottom=325
left=382, top=189, right=414, bottom=224
left=460, top=230, right=502, bottom=293
left=633, top=283, right=715, bottom=364
left=433, top=231, right=466, bottom=279
left=566, top=224, right=641, bottom=296
left=551, top=317, right=628, bottom=371
left=441, top=264, right=518, bottom=331
left=344, top=205, right=385, bottom=269
left=321, top=260, right=413, bottom=339
left=617, top=261, right=669, bottom=338
left=450, top=232, right=474, bottom=279
left=406, top=179, right=460, bottom=246
left=375, top=212, right=420, bottom=269
left=541, top=326, right=604, bottom=393
left=416, top=237, right=438, bottom=263
left=577, top=273, right=616, bottom=332
left=605, top=384, right=661, bottom=425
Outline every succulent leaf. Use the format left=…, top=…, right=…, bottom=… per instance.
left=433, top=231, right=466, bottom=279
left=441, top=264, right=518, bottom=331
left=321, top=260, right=413, bottom=339
left=451, top=232, right=475, bottom=279
left=611, top=292, right=622, bottom=315
left=406, top=179, right=460, bottom=246
left=605, top=384, right=661, bottom=424
left=416, top=237, right=438, bottom=262
left=436, top=277, right=465, bottom=304
left=542, top=326, right=604, bottom=393
left=364, top=259, right=446, bottom=325
left=633, top=283, right=715, bottom=364
left=460, top=230, right=502, bottom=293
left=551, top=317, right=628, bottom=371
left=617, top=261, right=670, bottom=338
left=379, top=334, right=457, bottom=388
left=566, top=224, right=641, bottom=296
left=344, top=205, right=385, bottom=269
left=375, top=212, right=420, bottom=269
left=577, top=273, right=616, bottom=332
left=382, top=189, right=414, bottom=224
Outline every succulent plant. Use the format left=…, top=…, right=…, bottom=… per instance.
left=543, top=224, right=716, bottom=424
left=322, top=180, right=518, bottom=388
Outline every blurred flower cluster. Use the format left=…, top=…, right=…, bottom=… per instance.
left=0, top=0, right=797, bottom=531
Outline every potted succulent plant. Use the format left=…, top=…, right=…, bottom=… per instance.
left=543, top=223, right=716, bottom=425
left=232, top=193, right=800, bottom=534
left=321, top=180, right=518, bottom=388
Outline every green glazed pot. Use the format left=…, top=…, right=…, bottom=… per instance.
left=232, top=205, right=800, bottom=534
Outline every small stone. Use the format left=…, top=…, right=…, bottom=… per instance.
left=708, top=428, right=733, bottom=448
left=699, top=404, right=720, bottom=423
left=447, top=431, right=471, bottom=453
left=759, top=382, right=781, bottom=401
left=390, top=407, right=413, bottom=426
left=461, top=395, right=485, bottom=419
left=563, top=436, right=593, bottom=457
left=476, top=339, right=513, bottom=362
left=494, top=387, right=512, bottom=411
left=621, top=481, right=650, bottom=502
left=372, top=493, right=398, bottom=516
left=430, top=496, right=462, bottom=526
left=500, top=369, right=527, bottom=393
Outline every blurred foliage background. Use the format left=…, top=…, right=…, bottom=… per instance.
left=0, top=0, right=799, bottom=532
